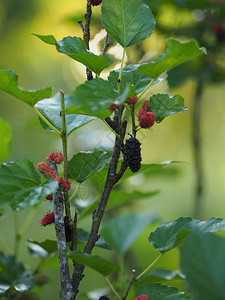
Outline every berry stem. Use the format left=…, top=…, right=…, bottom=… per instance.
left=131, top=105, right=136, bottom=138
left=137, top=78, right=155, bottom=100
left=60, top=89, right=72, bottom=222
left=33, top=106, right=61, bottom=136
left=105, top=276, right=122, bottom=299
left=118, top=47, right=126, bottom=95
left=136, top=253, right=162, bottom=280
left=0, top=233, right=10, bottom=254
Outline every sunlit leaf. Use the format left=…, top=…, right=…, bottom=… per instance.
left=0, top=118, right=11, bottom=163
left=0, top=159, right=58, bottom=210
left=147, top=94, right=186, bottom=123
left=108, top=65, right=162, bottom=95
left=66, top=79, right=129, bottom=119
left=138, top=39, right=206, bottom=79
left=35, top=93, right=95, bottom=135
left=62, top=249, right=120, bottom=276
left=34, top=34, right=110, bottom=74
left=27, top=240, right=58, bottom=257
left=0, top=70, right=52, bottom=107
left=101, top=0, right=156, bottom=47
left=68, top=149, right=112, bottom=183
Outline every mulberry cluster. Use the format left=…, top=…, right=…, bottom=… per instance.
left=37, top=153, right=71, bottom=192
left=37, top=162, right=57, bottom=179
left=89, top=0, right=102, bottom=6
left=40, top=212, right=54, bottom=226
left=138, top=100, right=155, bottom=129
left=123, top=137, right=142, bottom=173
left=46, top=151, right=64, bottom=164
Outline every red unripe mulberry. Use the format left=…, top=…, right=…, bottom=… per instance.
left=108, top=103, right=118, bottom=111
left=45, top=194, right=53, bottom=200
left=89, top=0, right=102, bottom=6
left=126, top=97, right=138, bottom=106
left=37, top=162, right=58, bottom=179
left=40, top=212, right=54, bottom=226
left=55, top=177, right=71, bottom=191
left=138, top=100, right=155, bottom=128
left=135, top=295, right=149, bottom=300
left=46, top=152, right=64, bottom=164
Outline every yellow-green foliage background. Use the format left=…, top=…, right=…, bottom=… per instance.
left=0, top=1, right=225, bottom=299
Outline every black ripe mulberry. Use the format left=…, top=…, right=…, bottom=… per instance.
left=123, top=137, right=142, bottom=173
left=99, top=296, right=110, bottom=300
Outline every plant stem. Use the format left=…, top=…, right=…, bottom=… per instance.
left=33, top=106, right=61, bottom=136
left=105, top=276, right=122, bottom=299
left=0, top=234, right=10, bottom=253
left=118, top=47, right=126, bottom=94
left=50, top=162, right=73, bottom=300
left=102, top=119, right=121, bottom=139
left=60, top=90, right=71, bottom=222
left=83, top=1, right=93, bottom=80
left=123, top=269, right=136, bottom=300
left=33, top=253, right=50, bottom=275
left=193, top=80, right=204, bottom=219
left=13, top=211, right=20, bottom=258
left=136, top=253, right=162, bottom=280
left=137, top=79, right=155, bottom=100
left=131, top=105, right=136, bottom=137
left=19, top=206, right=39, bottom=237
left=71, top=120, right=128, bottom=298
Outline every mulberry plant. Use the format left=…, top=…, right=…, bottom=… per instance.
left=1, top=1, right=224, bottom=300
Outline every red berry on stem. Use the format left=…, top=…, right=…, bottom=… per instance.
left=40, top=212, right=54, bottom=226
left=126, top=97, right=138, bottom=106
left=46, top=152, right=64, bottom=164
left=108, top=103, right=118, bottom=111
left=138, top=100, right=155, bottom=129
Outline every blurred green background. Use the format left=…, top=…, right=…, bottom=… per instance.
left=0, top=0, right=225, bottom=299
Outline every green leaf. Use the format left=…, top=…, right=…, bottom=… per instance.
left=101, top=212, right=158, bottom=254
left=68, top=149, right=112, bottom=183
left=0, top=251, right=34, bottom=292
left=149, top=217, right=225, bottom=253
left=32, top=33, right=56, bottom=45
left=107, top=189, right=159, bottom=209
left=34, top=34, right=110, bottom=74
left=147, top=94, right=186, bottom=123
left=136, top=283, right=191, bottom=299
left=180, top=229, right=225, bottom=300
left=101, top=0, right=156, bottom=47
left=0, top=118, right=11, bottom=163
left=0, top=70, right=52, bottom=107
left=62, top=249, right=120, bottom=276
left=66, top=79, right=129, bottom=119
left=0, top=159, right=58, bottom=210
left=35, top=93, right=95, bottom=135
left=138, top=39, right=206, bottom=79
left=27, top=240, right=58, bottom=257
left=108, top=65, right=162, bottom=95
left=77, top=229, right=112, bottom=250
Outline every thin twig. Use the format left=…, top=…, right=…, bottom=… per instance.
left=105, top=276, right=122, bottom=299
left=101, top=33, right=109, bottom=56
left=78, top=20, right=84, bottom=34
left=83, top=1, right=93, bottom=80
left=123, top=269, right=136, bottom=300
